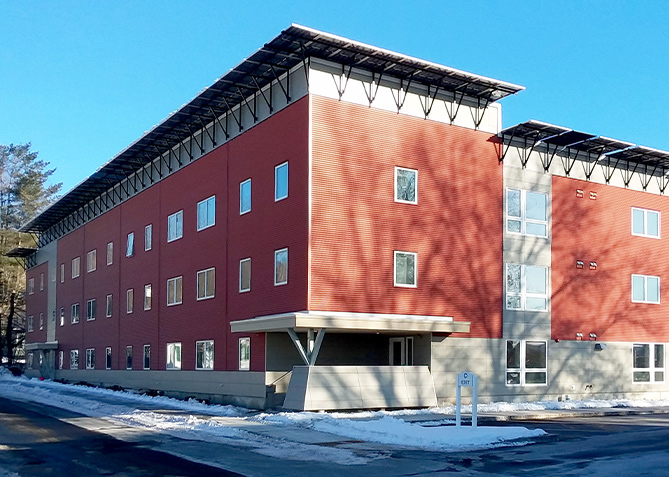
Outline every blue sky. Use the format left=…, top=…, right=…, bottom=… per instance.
left=2, top=1, right=668, bottom=193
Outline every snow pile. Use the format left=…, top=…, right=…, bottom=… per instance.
left=255, top=412, right=545, bottom=450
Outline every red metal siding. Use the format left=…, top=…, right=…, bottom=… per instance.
left=25, top=262, right=49, bottom=344
left=310, top=96, right=503, bottom=338
left=48, top=98, right=310, bottom=372
left=552, top=176, right=669, bottom=341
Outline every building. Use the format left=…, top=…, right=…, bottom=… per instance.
left=21, top=25, right=669, bottom=410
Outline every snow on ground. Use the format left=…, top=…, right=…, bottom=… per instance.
left=8, top=367, right=668, bottom=459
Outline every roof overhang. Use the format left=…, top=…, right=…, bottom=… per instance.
left=25, top=341, right=59, bottom=351
left=230, top=310, right=470, bottom=334
left=22, top=24, right=523, bottom=235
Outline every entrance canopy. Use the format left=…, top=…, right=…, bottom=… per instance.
left=230, top=310, right=470, bottom=334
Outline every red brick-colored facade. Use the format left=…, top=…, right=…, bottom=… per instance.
left=310, top=96, right=504, bottom=338
left=25, top=262, right=49, bottom=343
left=552, top=175, right=669, bottom=342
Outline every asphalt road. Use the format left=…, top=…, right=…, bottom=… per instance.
left=0, top=397, right=241, bottom=476
left=2, top=395, right=669, bottom=476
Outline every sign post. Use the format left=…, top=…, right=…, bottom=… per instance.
left=455, top=371, right=478, bottom=428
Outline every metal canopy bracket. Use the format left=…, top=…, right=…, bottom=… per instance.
left=287, top=328, right=326, bottom=366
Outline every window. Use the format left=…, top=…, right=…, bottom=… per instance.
left=632, top=208, right=660, bottom=238
left=166, top=342, right=182, bottom=370
left=274, top=249, right=288, bottom=286
left=145, top=224, right=153, bottom=251
left=105, top=347, right=112, bottom=370
left=39, top=313, right=43, bottom=330
left=168, top=210, right=183, bottom=242
left=27, top=315, right=33, bottom=332
left=58, top=350, right=63, bottom=370
left=506, top=189, right=548, bottom=237
left=633, top=343, right=664, bottom=383
left=239, top=258, right=251, bottom=292
left=127, top=289, right=134, bottom=314
left=71, top=257, right=81, bottom=278
left=27, top=352, right=34, bottom=369
left=275, top=162, right=288, bottom=201
left=70, top=349, right=79, bottom=369
left=167, top=276, right=183, bottom=306
left=106, top=294, right=113, bottom=317
left=143, top=344, right=151, bottom=370
left=394, top=251, right=417, bottom=287
left=126, top=346, right=133, bottom=370
left=86, top=249, right=97, bottom=273
left=239, top=338, right=250, bottom=371
left=50, top=268, right=56, bottom=283
left=240, top=179, right=251, bottom=214
left=144, top=284, right=152, bottom=310
left=394, top=166, right=417, bottom=204
left=86, top=299, right=96, bottom=321
left=197, top=196, right=216, bottom=230
left=506, top=264, right=548, bottom=311
left=632, top=274, right=660, bottom=304
left=506, top=340, right=547, bottom=386
left=197, top=268, right=215, bottom=300
left=86, top=348, right=96, bottom=369
left=107, top=242, right=113, bottom=265
left=28, top=277, right=34, bottom=294
left=60, top=263, right=65, bottom=283
left=126, top=232, right=134, bottom=257
left=71, top=303, right=80, bottom=324
left=196, top=340, right=214, bottom=370
left=40, top=273, right=44, bottom=291
left=59, top=307, right=64, bottom=326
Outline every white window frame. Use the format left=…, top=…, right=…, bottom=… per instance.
left=240, top=179, right=252, bottom=215
left=506, top=340, right=548, bottom=386
left=167, top=210, right=183, bottom=242
left=631, top=274, right=660, bottom=304
left=70, top=349, right=79, bottom=369
left=86, top=249, right=97, bottom=273
left=166, top=342, right=182, bottom=370
left=58, top=350, right=64, bottom=370
left=274, top=162, right=288, bottom=201
left=107, top=242, right=113, bottom=265
left=105, top=347, right=112, bottom=370
left=274, top=248, right=288, bottom=286
left=167, top=276, right=183, bottom=306
left=126, top=289, right=134, bottom=314
left=106, top=294, right=113, bottom=317
left=196, top=268, right=215, bottom=300
left=143, top=344, right=151, bottom=370
left=196, top=340, right=214, bottom=370
left=506, top=188, right=548, bottom=238
left=145, top=224, right=153, bottom=251
left=28, top=277, right=34, bottom=295
left=505, top=264, right=549, bottom=312
left=633, top=343, right=665, bottom=383
left=27, top=315, right=33, bottom=332
left=71, top=303, right=80, bottom=324
left=144, top=284, right=152, bottom=311
left=59, top=307, right=64, bottom=326
left=126, top=232, right=134, bottom=257
left=126, top=346, right=133, bottom=370
left=60, top=263, right=65, bottom=283
left=72, top=257, right=81, bottom=278
left=239, top=258, right=251, bottom=293
left=86, top=348, right=95, bottom=370
left=197, top=196, right=216, bottom=231
left=631, top=207, right=660, bottom=238
left=394, top=251, right=417, bottom=288
left=86, top=299, right=96, bottom=321
left=394, top=166, right=418, bottom=205
left=239, top=337, right=250, bottom=371
left=39, top=313, right=43, bottom=330
left=40, top=273, right=44, bottom=291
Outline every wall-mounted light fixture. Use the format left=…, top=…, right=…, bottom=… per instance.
left=576, top=332, right=583, bottom=340
left=589, top=333, right=597, bottom=341
left=589, top=262, right=597, bottom=270
left=576, top=189, right=584, bottom=198
left=594, top=343, right=607, bottom=351
left=576, top=260, right=584, bottom=269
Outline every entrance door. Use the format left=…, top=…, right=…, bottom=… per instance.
left=389, top=337, right=414, bottom=365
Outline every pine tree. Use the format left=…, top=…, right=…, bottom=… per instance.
left=0, top=143, right=61, bottom=365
